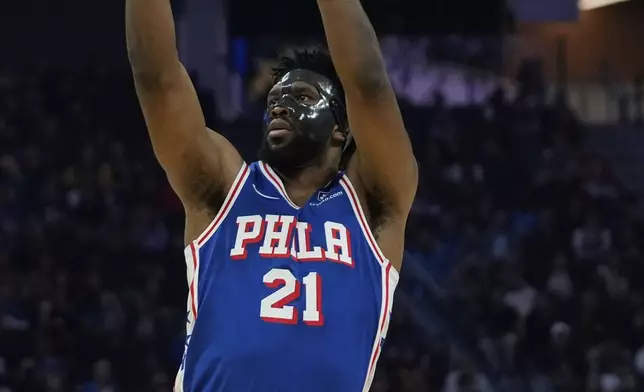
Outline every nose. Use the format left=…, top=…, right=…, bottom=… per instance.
left=270, top=105, right=289, bottom=118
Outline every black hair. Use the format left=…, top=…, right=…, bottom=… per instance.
left=272, top=48, right=355, bottom=169
left=271, top=48, right=345, bottom=106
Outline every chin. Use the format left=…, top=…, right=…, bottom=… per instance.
left=266, top=138, right=294, bottom=152
left=258, top=136, right=326, bottom=173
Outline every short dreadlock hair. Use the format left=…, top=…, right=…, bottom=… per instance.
left=271, top=48, right=346, bottom=107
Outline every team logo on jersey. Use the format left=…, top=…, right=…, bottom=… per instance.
left=229, top=214, right=354, bottom=267
left=310, top=191, right=343, bottom=207
left=317, top=190, right=329, bottom=201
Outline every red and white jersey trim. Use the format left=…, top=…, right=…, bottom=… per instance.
left=186, top=243, right=200, bottom=320
left=258, top=161, right=300, bottom=210
left=174, top=243, right=201, bottom=392
left=362, top=262, right=397, bottom=392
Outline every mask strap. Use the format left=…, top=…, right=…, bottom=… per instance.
left=321, top=92, right=351, bottom=149
left=342, top=132, right=353, bottom=152
left=312, top=83, right=352, bottom=151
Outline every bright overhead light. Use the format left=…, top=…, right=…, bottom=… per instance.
left=579, top=0, right=629, bottom=10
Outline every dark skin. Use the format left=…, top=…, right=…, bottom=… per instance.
left=126, top=0, right=416, bottom=272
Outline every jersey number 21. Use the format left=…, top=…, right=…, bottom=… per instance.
left=260, top=268, right=323, bottom=326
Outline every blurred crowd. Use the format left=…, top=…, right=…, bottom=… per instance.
left=371, top=65, right=644, bottom=392
left=376, top=82, right=644, bottom=392
left=1, top=46, right=644, bottom=392
left=0, top=65, right=185, bottom=392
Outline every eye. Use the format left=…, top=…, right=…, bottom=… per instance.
left=297, top=94, right=310, bottom=102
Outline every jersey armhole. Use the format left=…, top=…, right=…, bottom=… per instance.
left=187, top=162, right=250, bottom=251
left=338, top=175, right=400, bottom=281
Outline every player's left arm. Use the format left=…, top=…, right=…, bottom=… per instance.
left=317, top=0, right=418, bottom=250
left=318, top=0, right=417, bottom=208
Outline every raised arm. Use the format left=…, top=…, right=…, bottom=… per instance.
left=125, top=0, right=242, bottom=215
left=317, top=0, right=417, bottom=213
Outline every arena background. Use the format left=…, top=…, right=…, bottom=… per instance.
left=2, top=0, right=644, bottom=391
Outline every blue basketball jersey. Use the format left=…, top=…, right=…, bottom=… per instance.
left=174, top=161, right=398, bottom=392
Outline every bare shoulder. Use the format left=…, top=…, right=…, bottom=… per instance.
left=345, top=157, right=408, bottom=272
left=205, top=129, right=245, bottom=182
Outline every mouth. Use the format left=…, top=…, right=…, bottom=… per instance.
left=268, top=128, right=291, bottom=139
left=267, top=119, right=293, bottom=142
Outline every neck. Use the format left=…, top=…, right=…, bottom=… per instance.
left=272, top=163, right=338, bottom=206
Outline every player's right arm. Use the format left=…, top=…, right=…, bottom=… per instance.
left=125, top=0, right=243, bottom=241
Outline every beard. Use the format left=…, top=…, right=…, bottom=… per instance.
left=258, top=132, right=327, bottom=177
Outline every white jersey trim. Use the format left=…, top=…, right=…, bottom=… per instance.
left=190, top=162, right=250, bottom=249
left=362, top=263, right=397, bottom=392
left=174, top=243, right=201, bottom=392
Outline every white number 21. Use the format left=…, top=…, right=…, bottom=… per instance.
left=260, top=268, right=323, bottom=326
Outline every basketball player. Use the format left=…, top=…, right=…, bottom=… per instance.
left=126, top=0, right=417, bottom=390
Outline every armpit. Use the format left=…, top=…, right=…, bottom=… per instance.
left=364, top=184, right=390, bottom=239
left=187, top=162, right=225, bottom=217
